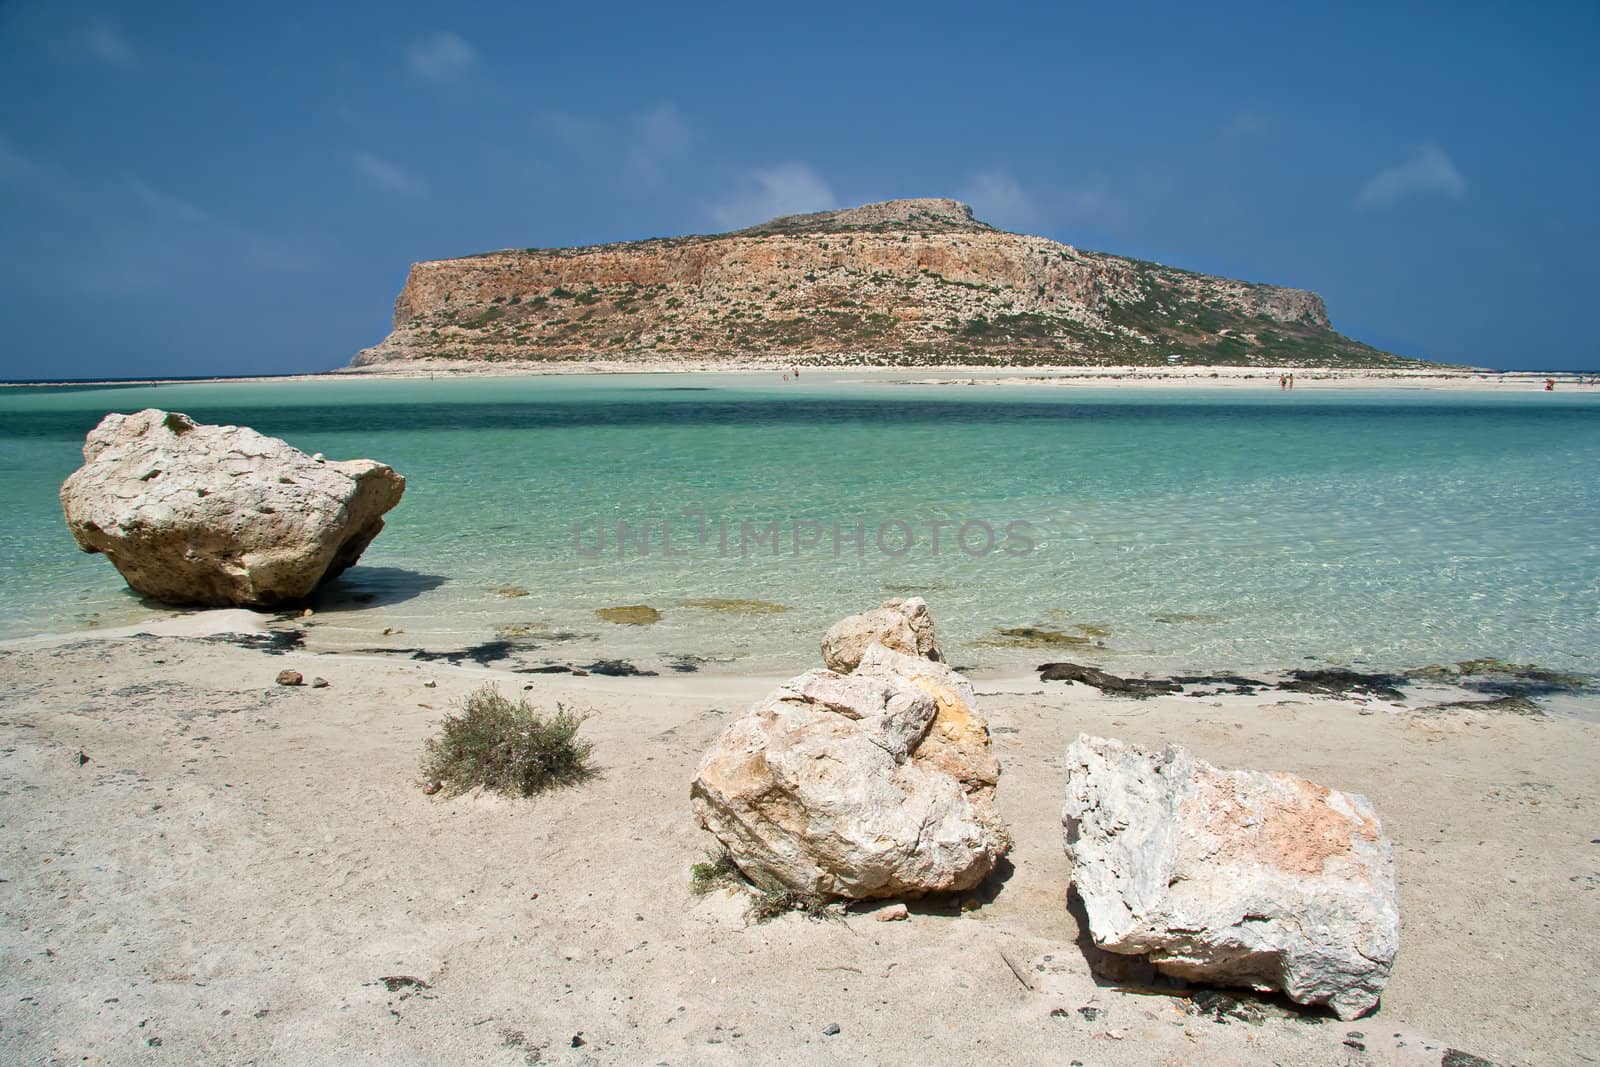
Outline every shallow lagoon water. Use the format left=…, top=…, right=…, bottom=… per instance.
left=3, top=372, right=1597, bottom=677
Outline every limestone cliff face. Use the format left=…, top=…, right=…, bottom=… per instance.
left=353, top=198, right=1405, bottom=367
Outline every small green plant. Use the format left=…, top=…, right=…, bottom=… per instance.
left=747, top=887, right=834, bottom=923
left=688, top=846, right=834, bottom=922
left=689, top=848, right=742, bottom=895
left=422, top=685, right=594, bottom=797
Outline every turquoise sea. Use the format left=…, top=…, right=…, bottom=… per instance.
left=2, top=373, right=1597, bottom=677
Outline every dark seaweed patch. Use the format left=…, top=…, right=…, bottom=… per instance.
left=1423, top=695, right=1544, bottom=716
left=1171, top=673, right=1268, bottom=696
left=1278, top=668, right=1408, bottom=702
left=579, top=660, right=659, bottom=677
left=1037, top=662, right=1181, bottom=697
left=197, top=630, right=305, bottom=655
left=404, top=640, right=538, bottom=666
left=1410, top=659, right=1594, bottom=699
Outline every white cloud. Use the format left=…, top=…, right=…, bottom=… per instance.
left=83, top=16, right=137, bottom=69
left=0, top=135, right=77, bottom=211
left=531, top=107, right=601, bottom=144
left=1357, top=143, right=1466, bottom=210
left=957, top=169, right=1119, bottom=234
left=533, top=102, right=693, bottom=189
left=0, top=142, right=326, bottom=297
left=961, top=169, right=1038, bottom=231
left=1055, top=184, right=1118, bottom=226
left=127, top=178, right=209, bottom=224
left=1220, top=112, right=1271, bottom=142
left=408, top=31, right=476, bottom=82
left=710, top=163, right=836, bottom=229
left=0, top=136, right=44, bottom=184
left=351, top=152, right=425, bottom=195
left=626, top=102, right=691, bottom=183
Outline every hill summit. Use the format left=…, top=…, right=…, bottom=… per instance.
left=352, top=199, right=1416, bottom=368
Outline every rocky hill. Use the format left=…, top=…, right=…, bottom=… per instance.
left=352, top=198, right=1418, bottom=368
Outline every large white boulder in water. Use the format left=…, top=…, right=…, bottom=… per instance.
left=1061, top=734, right=1399, bottom=1019
left=819, top=596, right=942, bottom=673
left=691, top=643, right=1008, bottom=899
left=60, top=409, right=405, bottom=607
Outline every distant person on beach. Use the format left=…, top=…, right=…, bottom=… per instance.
left=792, top=365, right=800, bottom=378
left=1279, top=374, right=1286, bottom=390
left=1288, top=373, right=1295, bottom=389
left=1545, top=378, right=1555, bottom=391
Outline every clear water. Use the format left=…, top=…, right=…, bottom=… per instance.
left=2, top=373, right=1597, bottom=677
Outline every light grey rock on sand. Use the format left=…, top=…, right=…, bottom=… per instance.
left=1061, top=734, right=1399, bottom=1019
left=60, top=409, right=404, bottom=607
left=855, top=642, right=999, bottom=802
left=691, top=643, right=1007, bottom=899
left=819, top=596, right=943, bottom=673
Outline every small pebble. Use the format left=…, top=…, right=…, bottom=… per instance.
left=275, top=670, right=303, bottom=686
left=570, top=1033, right=585, bottom=1048
left=423, top=680, right=437, bottom=688
left=875, top=903, right=909, bottom=922
left=311, top=677, right=329, bottom=689
left=822, top=1023, right=840, bottom=1036
left=302, top=608, right=313, bottom=617
left=421, top=778, right=443, bottom=795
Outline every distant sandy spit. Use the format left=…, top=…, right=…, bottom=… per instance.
left=7, top=359, right=1598, bottom=392
left=322, top=360, right=1597, bottom=393
left=881, top=366, right=1597, bottom=391
left=1, top=621, right=1595, bottom=1065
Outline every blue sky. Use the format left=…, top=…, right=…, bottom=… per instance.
left=1, top=1, right=1595, bottom=377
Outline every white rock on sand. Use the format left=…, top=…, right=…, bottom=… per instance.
left=59, top=409, right=404, bottom=607
left=691, top=642, right=1008, bottom=899
left=1061, top=733, right=1400, bottom=1019
left=819, top=596, right=943, bottom=673
left=855, top=642, right=999, bottom=801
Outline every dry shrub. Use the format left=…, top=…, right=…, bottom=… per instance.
left=423, top=684, right=594, bottom=797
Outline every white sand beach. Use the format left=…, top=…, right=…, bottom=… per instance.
left=2, top=618, right=1595, bottom=1066
left=333, top=360, right=1591, bottom=393
left=8, top=359, right=1597, bottom=393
